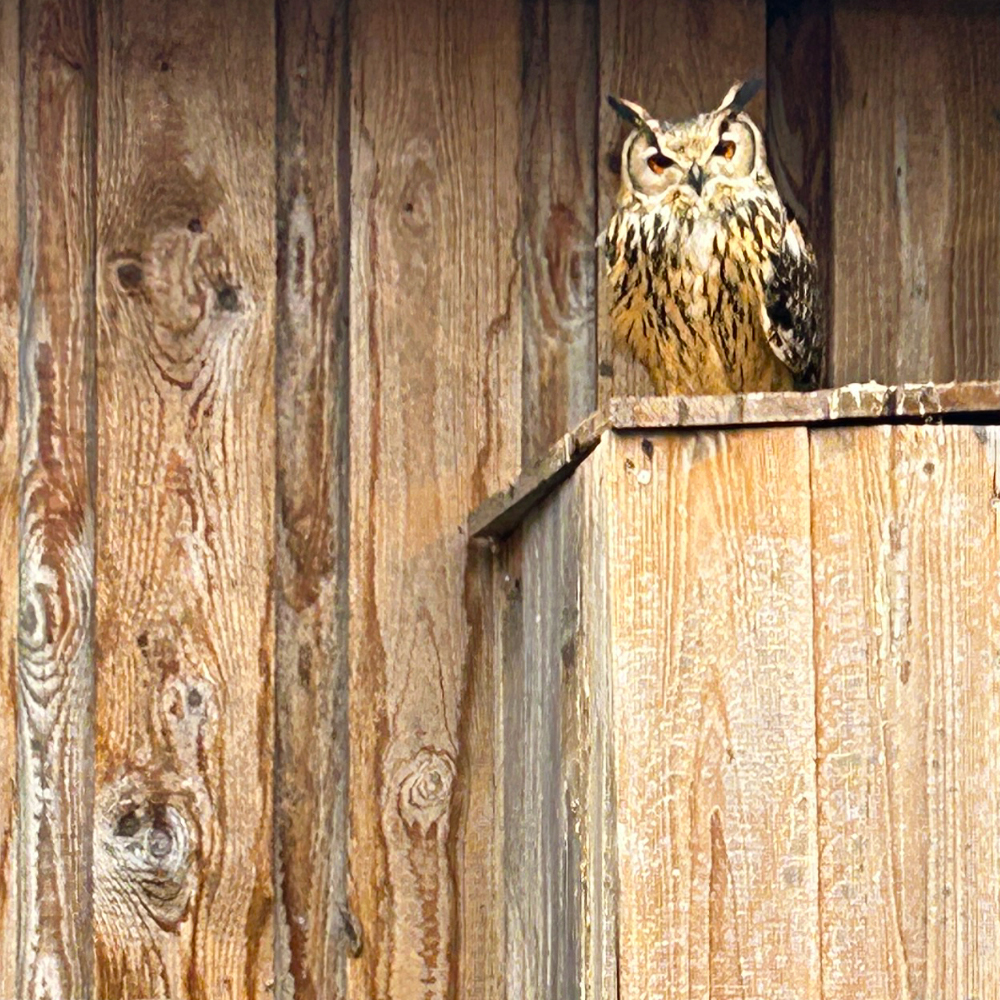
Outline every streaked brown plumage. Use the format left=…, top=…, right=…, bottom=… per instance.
left=603, top=81, right=823, bottom=395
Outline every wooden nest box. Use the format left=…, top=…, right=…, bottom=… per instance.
left=471, top=382, right=1000, bottom=996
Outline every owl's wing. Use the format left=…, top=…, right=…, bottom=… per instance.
left=763, top=218, right=823, bottom=388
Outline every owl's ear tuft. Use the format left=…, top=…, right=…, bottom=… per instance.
left=608, top=95, right=651, bottom=130
left=718, top=77, right=763, bottom=114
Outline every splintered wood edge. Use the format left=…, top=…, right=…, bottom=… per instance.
left=469, top=380, right=1000, bottom=539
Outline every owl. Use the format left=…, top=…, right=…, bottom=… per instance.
left=603, top=80, right=823, bottom=395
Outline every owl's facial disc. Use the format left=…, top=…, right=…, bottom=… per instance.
left=625, top=132, right=684, bottom=197
left=706, top=115, right=756, bottom=180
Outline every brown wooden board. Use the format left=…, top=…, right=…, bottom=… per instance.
left=471, top=381, right=1000, bottom=539
left=94, top=2, right=276, bottom=994
left=274, top=1, right=352, bottom=997
left=0, top=2, right=18, bottom=993
left=17, top=1, right=97, bottom=996
left=499, top=447, right=617, bottom=1000
left=812, top=424, right=1000, bottom=998
left=347, top=0, right=521, bottom=996
left=454, top=545, right=506, bottom=1000
left=521, top=0, right=598, bottom=465
left=831, top=2, right=1000, bottom=385
left=607, top=429, right=818, bottom=998
left=503, top=485, right=582, bottom=999
left=597, top=0, right=767, bottom=401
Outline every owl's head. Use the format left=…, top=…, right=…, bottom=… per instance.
left=609, top=80, right=769, bottom=212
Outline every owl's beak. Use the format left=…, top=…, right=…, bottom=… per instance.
left=686, top=164, right=706, bottom=195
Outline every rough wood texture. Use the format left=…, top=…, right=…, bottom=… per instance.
left=471, top=380, right=1000, bottom=539
left=94, top=2, right=276, bottom=995
left=608, top=429, right=818, bottom=998
left=766, top=0, right=831, bottom=383
left=17, top=1, right=97, bottom=996
left=812, top=424, right=1000, bottom=999
left=274, top=2, right=352, bottom=997
left=832, top=2, right=1000, bottom=385
left=521, top=0, right=598, bottom=465
left=498, top=448, right=616, bottom=1000
left=597, top=0, right=766, bottom=400
left=503, top=485, right=581, bottom=999
left=348, top=0, right=521, bottom=996
left=454, top=546, right=505, bottom=1000
left=0, top=3, right=18, bottom=994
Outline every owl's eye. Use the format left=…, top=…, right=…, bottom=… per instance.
left=647, top=152, right=675, bottom=175
left=713, top=139, right=736, bottom=160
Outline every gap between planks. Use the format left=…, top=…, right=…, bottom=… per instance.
left=469, top=380, right=1000, bottom=540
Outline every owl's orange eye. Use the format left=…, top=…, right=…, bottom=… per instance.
left=647, top=152, right=675, bottom=174
left=714, top=139, right=736, bottom=160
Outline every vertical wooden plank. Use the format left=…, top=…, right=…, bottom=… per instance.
left=571, top=444, right=618, bottom=1000
left=0, top=2, right=18, bottom=992
left=17, top=0, right=97, bottom=996
left=348, top=0, right=521, bottom=996
left=499, top=443, right=616, bottom=1000
left=521, top=0, right=597, bottom=464
left=274, top=2, right=351, bottom=997
left=94, top=3, right=275, bottom=996
left=766, top=0, right=831, bottom=384
left=454, top=545, right=506, bottom=1000
left=597, top=0, right=766, bottom=400
left=812, top=424, right=1000, bottom=999
left=503, top=486, right=581, bottom=1000
left=831, top=2, right=1000, bottom=385
left=608, top=428, right=818, bottom=998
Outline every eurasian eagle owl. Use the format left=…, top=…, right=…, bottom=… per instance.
left=603, top=80, right=823, bottom=395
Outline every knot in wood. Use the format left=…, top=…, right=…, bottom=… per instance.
left=18, top=510, right=91, bottom=680
left=97, top=777, right=199, bottom=929
left=109, top=225, right=250, bottom=386
left=396, top=748, right=455, bottom=836
left=544, top=203, right=593, bottom=322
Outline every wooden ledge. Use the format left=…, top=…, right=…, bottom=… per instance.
left=470, top=380, right=1000, bottom=540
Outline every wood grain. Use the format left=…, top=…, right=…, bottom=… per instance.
left=766, top=0, right=831, bottom=384
left=812, top=424, right=1000, bottom=998
left=503, top=485, right=582, bottom=1000
left=498, top=445, right=617, bottom=1000
left=608, top=428, right=818, bottom=998
left=832, top=2, right=1000, bottom=385
left=348, top=0, right=521, bottom=996
left=94, top=2, right=276, bottom=995
left=0, top=3, right=18, bottom=995
left=454, top=545, right=505, bottom=1000
left=597, top=0, right=766, bottom=400
left=470, top=379, right=1000, bottom=540
left=17, top=1, right=97, bottom=996
left=274, top=2, right=352, bottom=997
left=521, top=0, right=598, bottom=465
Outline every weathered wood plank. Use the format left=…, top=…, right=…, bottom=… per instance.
left=766, top=0, right=831, bottom=384
left=348, top=0, right=521, bottom=996
left=274, top=2, right=352, bottom=997
left=521, top=0, right=598, bottom=464
left=504, top=485, right=582, bottom=1000
left=499, top=443, right=616, bottom=1000
left=597, top=0, right=766, bottom=400
left=94, top=2, right=276, bottom=995
left=470, top=380, right=1000, bottom=539
left=454, top=545, right=505, bottom=1000
left=608, top=429, right=818, bottom=998
left=17, top=1, right=97, bottom=996
left=832, top=2, right=1000, bottom=385
left=812, top=424, right=1000, bottom=998
left=0, top=3, right=19, bottom=993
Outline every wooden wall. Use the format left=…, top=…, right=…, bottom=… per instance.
left=1, top=0, right=999, bottom=997
left=497, top=420, right=1000, bottom=997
